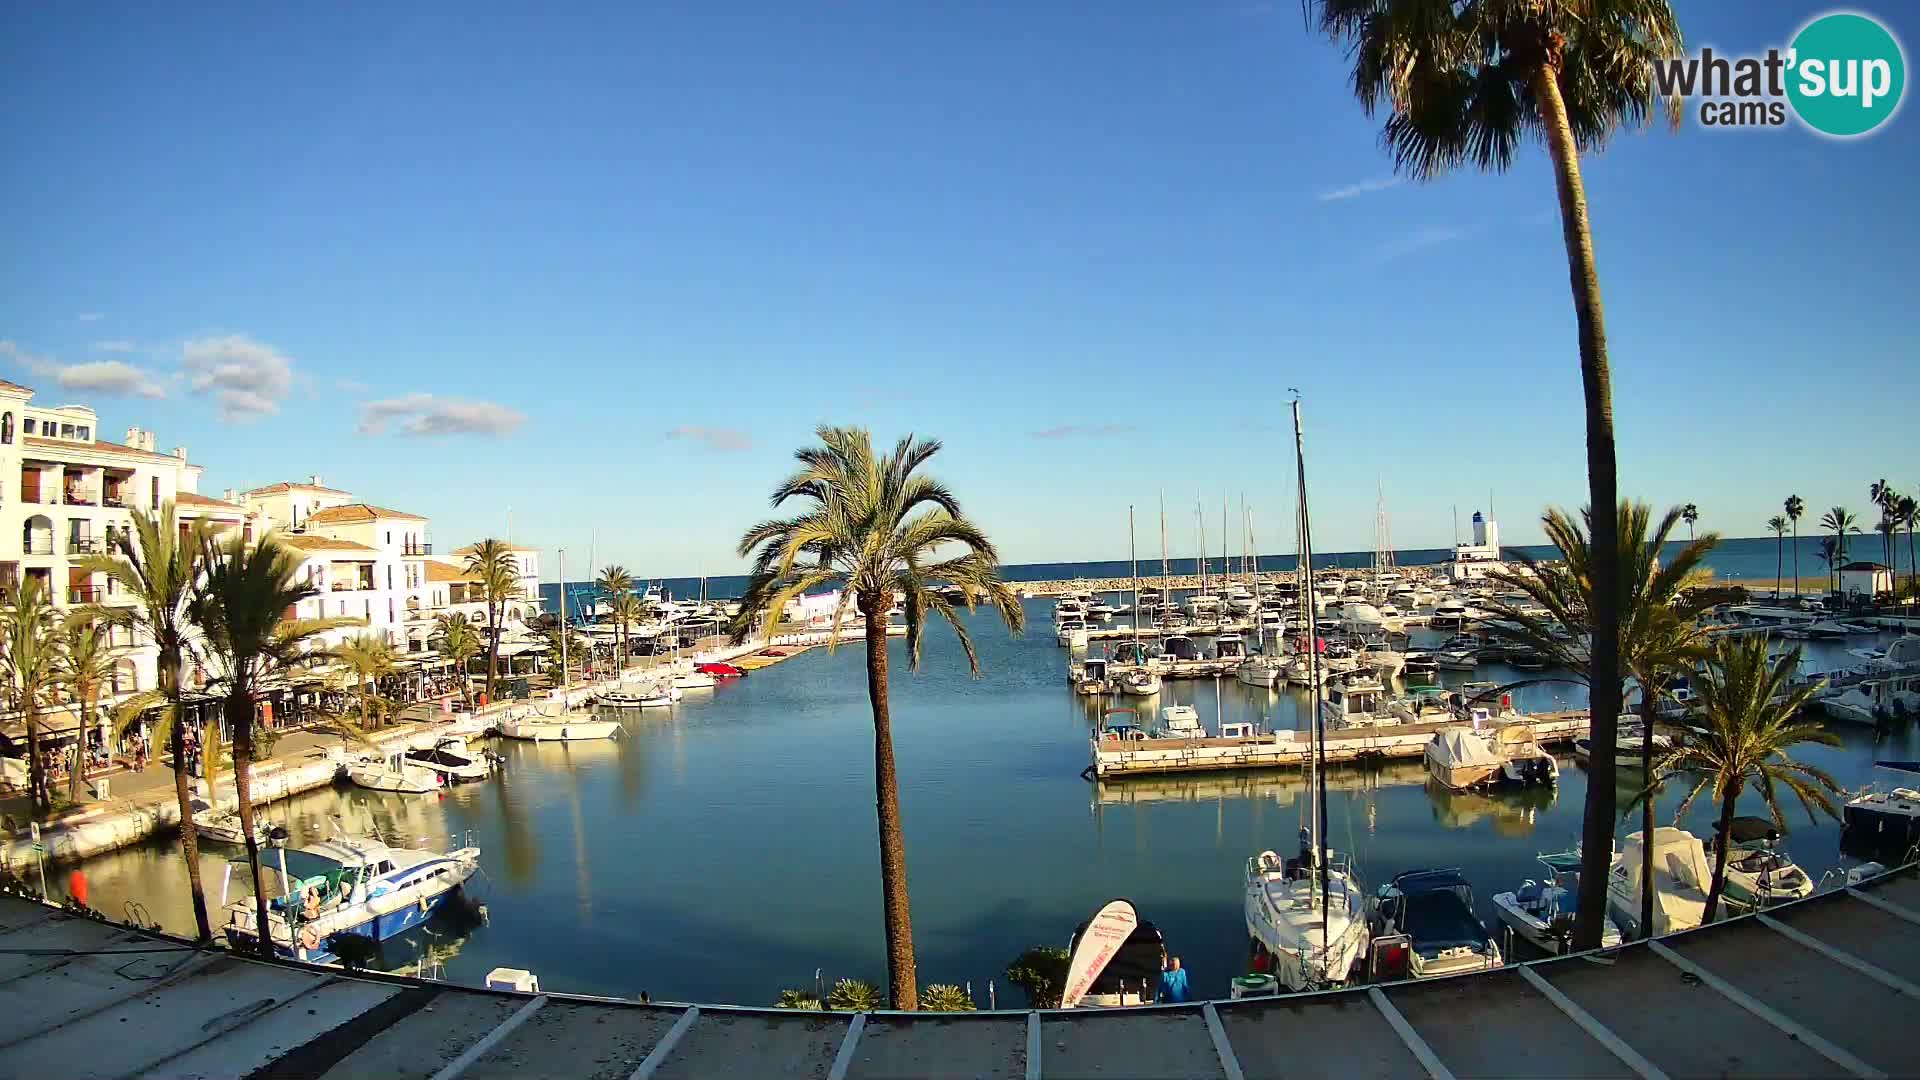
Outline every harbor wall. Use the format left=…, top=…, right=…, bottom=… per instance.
left=1091, top=712, right=1589, bottom=777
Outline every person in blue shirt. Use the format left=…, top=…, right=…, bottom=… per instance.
left=1157, top=955, right=1189, bottom=1003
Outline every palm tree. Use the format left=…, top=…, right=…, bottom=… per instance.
left=0, top=578, right=63, bottom=815
left=79, top=504, right=217, bottom=942
left=1681, top=503, right=1699, bottom=542
left=607, top=593, right=645, bottom=672
left=52, top=612, right=119, bottom=803
left=729, top=426, right=1025, bottom=1009
left=1870, top=481, right=1899, bottom=587
left=1898, top=495, right=1918, bottom=601
left=1766, top=515, right=1789, bottom=600
left=1819, top=507, right=1858, bottom=594
left=333, top=634, right=399, bottom=731
left=464, top=540, right=520, bottom=703
left=1784, top=495, right=1805, bottom=596
left=433, top=613, right=483, bottom=708
left=1485, top=501, right=1716, bottom=942
left=1652, top=635, right=1842, bottom=923
left=191, top=530, right=349, bottom=957
left=596, top=565, right=634, bottom=667
left=1815, top=537, right=1838, bottom=595
left=1304, top=0, right=1684, bottom=951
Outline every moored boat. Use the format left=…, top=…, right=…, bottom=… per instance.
left=347, top=750, right=443, bottom=795
left=1491, top=850, right=1624, bottom=954
left=1369, top=868, right=1503, bottom=979
left=222, top=834, right=481, bottom=964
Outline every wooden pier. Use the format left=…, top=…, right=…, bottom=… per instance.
left=1090, top=711, right=1590, bottom=778
left=5, top=860, right=1918, bottom=1078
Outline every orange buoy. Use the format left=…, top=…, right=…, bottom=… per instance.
left=67, top=869, right=88, bottom=908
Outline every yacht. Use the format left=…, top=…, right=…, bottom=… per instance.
left=347, top=750, right=442, bottom=795
left=1236, top=653, right=1286, bottom=689
left=500, top=701, right=621, bottom=741
left=1213, top=634, right=1248, bottom=662
left=1707, top=817, right=1814, bottom=910
left=404, top=737, right=495, bottom=784
left=1608, top=828, right=1714, bottom=937
left=1820, top=671, right=1920, bottom=725
left=1321, top=672, right=1395, bottom=729
left=598, top=683, right=681, bottom=708
left=1491, top=850, right=1624, bottom=955
left=1433, top=648, right=1479, bottom=671
left=1157, top=704, right=1203, bottom=738
left=1370, top=868, right=1503, bottom=979
left=1425, top=725, right=1556, bottom=791
left=1056, top=617, right=1090, bottom=649
left=1842, top=761, right=1920, bottom=851
left=221, top=833, right=481, bottom=964
left=1121, top=668, right=1162, bottom=696
left=1573, top=723, right=1673, bottom=769
left=1244, top=844, right=1371, bottom=992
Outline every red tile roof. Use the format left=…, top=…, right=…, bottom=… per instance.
left=303, top=503, right=425, bottom=525
left=22, top=435, right=183, bottom=463
left=243, top=481, right=355, bottom=497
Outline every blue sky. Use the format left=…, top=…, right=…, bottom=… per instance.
left=3, top=1, right=1914, bottom=574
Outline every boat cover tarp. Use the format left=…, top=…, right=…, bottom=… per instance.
left=1432, top=729, right=1501, bottom=770
left=1728, top=816, right=1782, bottom=844
left=1389, top=871, right=1491, bottom=955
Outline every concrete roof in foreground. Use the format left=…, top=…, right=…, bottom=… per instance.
left=1, top=861, right=1916, bottom=1078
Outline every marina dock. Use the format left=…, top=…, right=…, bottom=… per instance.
left=4, top=859, right=1915, bottom=1078
left=1090, top=712, right=1590, bottom=778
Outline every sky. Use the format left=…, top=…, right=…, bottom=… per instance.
left=3, top=1, right=1915, bottom=576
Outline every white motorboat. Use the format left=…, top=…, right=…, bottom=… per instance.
left=1245, top=846, right=1370, bottom=992
left=222, top=833, right=481, bottom=964
left=189, top=798, right=274, bottom=847
left=1843, top=761, right=1920, bottom=851
left=1056, top=618, right=1089, bottom=649
left=1213, top=634, right=1248, bottom=662
left=671, top=670, right=717, bottom=690
left=1433, top=649, right=1479, bottom=671
left=499, top=702, right=621, bottom=741
left=404, top=737, right=495, bottom=784
left=1573, top=723, right=1673, bottom=768
left=1820, top=671, right=1920, bottom=725
left=1608, top=827, right=1714, bottom=938
left=1364, top=644, right=1406, bottom=679
left=1158, top=704, right=1203, bottom=737
left=1074, top=658, right=1113, bottom=695
left=1492, top=850, right=1624, bottom=954
left=1370, top=868, right=1503, bottom=979
left=1708, top=817, right=1814, bottom=911
left=1427, top=724, right=1557, bottom=791
left=1321, top=672, right=1396, bottom=729
left=1121, top=668, right=1162, bottom=696
left=347, top=750, right=443, bottom=794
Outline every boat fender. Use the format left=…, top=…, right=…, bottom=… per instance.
left=419, top=895, right=431, bottom=914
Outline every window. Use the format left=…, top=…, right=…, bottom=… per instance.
left=388, top=599, right=395, bottom=623
left=151, top=477, right=159, bottom=506
left=385, top=531, right=392, bottom=545
left=1, top=413, right=11, bottom=444
left=59, top=423, right=74, bottom=438
left=76, top=426, right=89, bottom=440
left=386, top=566, right=392, bottom=590
left=21, top=418, right=33, bottom=435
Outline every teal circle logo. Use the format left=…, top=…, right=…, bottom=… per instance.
left=1787, top=12, right=1906, bottom=137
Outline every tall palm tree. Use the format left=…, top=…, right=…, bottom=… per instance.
left=191, top=531, right=349, bottom=956
left=433, top=613, right=483, bottom=708
left=0, top=578, right=63, bottom=815
left=596, top=565, right=634, bottom=666
left=1681, top=503, right=1699, bottom=542
left=333, top=634, right=399, bottom=731
left=729, top=426, right=1024, bottom=1009
left=1819, top=507, right=1858, bottom=594
left=52, top=612, right=119, bottom=803
left=1784, top=495, right=1805, bottom=596
left=1870, top=481, right=1898, bottom=584
left=1485, top=501, right=1716, bottom=943
left=1305, top=0, right=1684, bottom=951
left=464, top=540, right=519, bottom=703
left=1765, top=515, right=1789, bottom=600
left=1815, top=537, right=1838, bottom=595
left=1652, top=635, right=1842, bottom=922
left=79, top=504, right=216, bottom=942
left=1898, top=495, right=1918, bottom=601
left=607, top=593, right=645, bottom=671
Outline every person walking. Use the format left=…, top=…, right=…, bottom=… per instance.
left=1157, top=956, right=1189, bottom=1004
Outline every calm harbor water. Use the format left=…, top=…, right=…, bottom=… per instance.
left=61, top=601, right=1920, bottom=1006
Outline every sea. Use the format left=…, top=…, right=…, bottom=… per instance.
left=540, top=534, right=1900, bottom=612
left=57, top=598, right=1920, bottom=1007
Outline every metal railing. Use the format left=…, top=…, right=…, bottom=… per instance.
left=68, top=537, right=100, bottom=554
left=22, top=539, right=54, bottom=556
left=68, top=586, right=101, bottom=604
left=63, top=493, right=98, bottom=506
left=103, top=494, right=128, bottom=509
left=404, top=542, right=434, bottom=555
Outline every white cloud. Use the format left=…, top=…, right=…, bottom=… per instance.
left=76, top=312, right=105, bottom=322
left=0, top=340, right=167, bottom=400
left=666, top=425, right=752, bottom=452
left=358, top=393, right=526, bottom=437
left=91, top=340, right=137, bottom=353
left=1316, top=176, right=1402, bottom=203
left=1374, top=224, right=1465, bottom=262
left=181, top=334, right=295, bottom=421
left=1030, top=423, right=1136, bottom=440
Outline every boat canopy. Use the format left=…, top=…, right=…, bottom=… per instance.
left=1383, top=869, right=1491, bottom=954
left=1431, top=730, right=1501, bottom=771
left=1727, top=816, right=1782, bottom=845
left=1537, top=851, right=1584, bottom=875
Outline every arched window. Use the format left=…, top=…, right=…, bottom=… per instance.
left=1, top=412, right=12, bottom=444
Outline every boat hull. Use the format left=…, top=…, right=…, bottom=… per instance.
left=500, top=719, right=621, bottom=741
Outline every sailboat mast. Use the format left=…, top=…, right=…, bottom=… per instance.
left=558, top=548, right=570, bottom=692
left=1129, top=506, right=1140, bottom=645
left=1159, top=494, right=1170, bottom=642
left=1292, top=397, right=1330, bottom=955
left=1197, top=504, right=1207, bottom=598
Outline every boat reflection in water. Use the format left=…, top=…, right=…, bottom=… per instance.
left=1422, top=773, right=1560, bottom=837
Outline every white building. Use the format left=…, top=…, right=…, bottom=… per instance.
left=1, top=380, right=255, bottom=699
left=441, top=543, right=542, bottom=631
left=1839, top=561, right=1893, bottom=600
left=1447, top=510, right=1505, bottom=583
left=240, top=487, right=434, bottom=654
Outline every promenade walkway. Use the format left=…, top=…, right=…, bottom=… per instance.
left=1, top=861, right=1914, bottom=1078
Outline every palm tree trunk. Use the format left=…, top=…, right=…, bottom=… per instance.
left=861, top=593, right=918, bottom=1010
left=68, top=694, right=92, bottom=804
left=486, top=608, right=500, bottom=703
left=25, top=709, right=47, bottom=817
left=1791, top=522, right=1800, bottom=595
left=168, top=703, right=214, bottom=943
left=1534, top=57, right=1623, bottom=953
left=1908, top=524, right=1916, bottom=600
left=1638, top=684, right=1659, bottom=939
left=1775, top=535, right=1783, bottom=599
left=1702, top=782, right=1741, bottom=924
left=227, top=689, right=274, bottom=957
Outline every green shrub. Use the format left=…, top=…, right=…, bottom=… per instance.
left=774, top=988, right=821, bottom=1010
left=920, top=984, right=975, bottom=1012
left=826, top=978, right=885, bottom=1011
left=1005, top=946, right=1071, bottom=1008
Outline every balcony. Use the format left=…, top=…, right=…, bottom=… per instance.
left=68, top=586, right=102, bottom=604
left=63, top=492, right=98, bottom=507
left=23, top=539, right=54, bottom=556
left=104, top=493, right=128, bottom=509
left=403, top=542, right=434, bottom=556
left=67, top=538, right=101, bottom=555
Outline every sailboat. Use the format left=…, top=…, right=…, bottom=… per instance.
left=1242, top=397, right=1371, bottom=993
left=501, top=550, right=620, bottom=742
left=1236, top=507, right=1286, bottom=688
